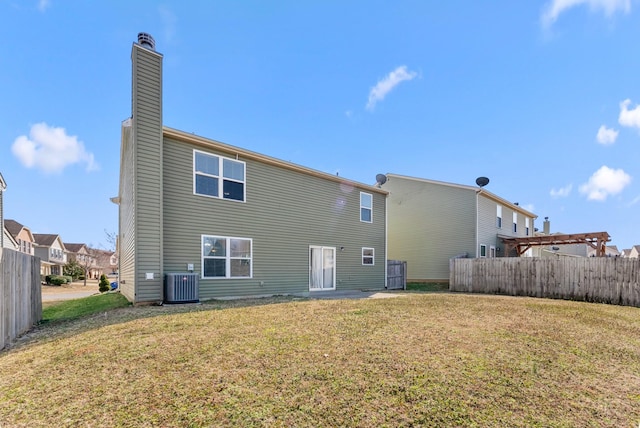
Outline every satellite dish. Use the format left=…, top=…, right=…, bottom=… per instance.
left=375, top=174, right=388, bottom=186
left=475, top=176, right=489, bottom=187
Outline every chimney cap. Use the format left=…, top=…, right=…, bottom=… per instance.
left=137, top=32, right=155, bottom=50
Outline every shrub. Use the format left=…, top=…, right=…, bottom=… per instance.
left=99, top=274, right=110, bottom=293
left=49, top=275, right=67, bottom=286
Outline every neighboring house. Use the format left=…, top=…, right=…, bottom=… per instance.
left=621, top=248, right=632, bottom=258
left=380, top=173, right=537, bottom=282
left=33, top=234, right=67, bottom=276
left=94, top=249, right=118, bottom=276
left=3, top=227, right=18, bottom=250
left=5, top=219, right=36, bottom=256
left=65, top=243, right=99, bottom=278
left=629, top=246, right=640, bottom=259
left=115, top=33, right=387, bottom=304
left=0, top=172, right=5, bottom=249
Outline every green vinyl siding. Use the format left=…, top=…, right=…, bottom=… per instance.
left=383, top=175, right=476, bottom=281
left=162, top=138, right=386, bottom=299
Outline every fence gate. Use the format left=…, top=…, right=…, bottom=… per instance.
left=387, top=260, right=407, bottom=290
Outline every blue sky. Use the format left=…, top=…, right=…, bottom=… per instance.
left=1, top=0, right=639, bottom=251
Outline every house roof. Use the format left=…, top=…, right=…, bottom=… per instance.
left=33, top=233, right=64, bottom=249
left=162, top=126, right=389, bottom=196
left=4, top=219, right=35, bottom=242
left=385, top=173, right=537, bottom=218
left=64, top=243, right=87, bottom=253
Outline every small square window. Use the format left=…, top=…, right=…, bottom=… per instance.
left=480, top=245, right=487, bottom=258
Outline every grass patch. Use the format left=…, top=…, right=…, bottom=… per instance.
left=41, top=292, right=131, bottom=324
left=406, top=282, right=449, bottom=292
left=2, top=294, right=639, bottom=427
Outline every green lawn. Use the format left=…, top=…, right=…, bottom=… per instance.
left=2, top=293, right=639, bottom=427
left=42, top=292, right=131, bottom=323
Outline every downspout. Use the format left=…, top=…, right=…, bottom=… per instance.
left=384, top=193, right=388, bottom=289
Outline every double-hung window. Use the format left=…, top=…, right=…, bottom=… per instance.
left=496, top=205, right=502, bottom=228
left=480, top=244, right=487, bottom=258
left=513, top=212, right=518, bottom=233
left=194, top=150, right=245, bottom=202
left=360, top=192, right=372, bottom=223
left=525, top=218, right=530, bottom=236
left=362, top=248, right=374, bottom=265
left=202, top=235, right=252, bottom=278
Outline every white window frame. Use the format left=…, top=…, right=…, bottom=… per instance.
left=201, top=235, right=253, bottom=279
left=496, top=205, right=502, bottom=228
left=490, top=246, right=496, bottom=258
left=360, top=192, right=372, bottom=223
left=193, top=150, right=246, bottom=202
left=525, top=218, right=530, bottom=236
left=513, top=212, right=518, bottom=233
left=480, top=244, right=487, bottom=258
left=362, top=247, right=375, bottom=265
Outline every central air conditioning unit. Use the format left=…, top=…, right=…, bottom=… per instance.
left=165, top=273, right=199, bottom=303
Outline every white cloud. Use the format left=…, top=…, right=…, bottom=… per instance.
left=579, top=165, right=631, bottom=201
left=522, top=203, right=535, bottom=213
left=37, top=0, right=50, bottom=12
left=11, top=122, right=98, bottom=174
left=541, top=0, right=631, bottom=28
left=366, top=66, right=417, bottom=111
left=158, top=5, right=177, bottom=43
left=596, top=125, right=619, bottom=145
left=550, top=184, right=573, bottom=198
left=619, top=99, right=640, bottom=129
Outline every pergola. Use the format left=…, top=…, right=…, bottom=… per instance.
left=500, top=232, right=611, bottom=257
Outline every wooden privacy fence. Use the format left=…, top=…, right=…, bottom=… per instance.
left=387, top=260, right=407, bottom=290
left=450, top=257, right=640, bottom=307
left=0, top=249, right=42, bottom=351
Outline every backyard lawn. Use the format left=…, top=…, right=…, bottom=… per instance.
left=1, top=293, right=639, bottom=427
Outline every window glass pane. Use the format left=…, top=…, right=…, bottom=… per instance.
left=195, top=152, right=219, bottom=175
left=223, top=159, right=244, bottom=181
left=204, top=258, right=226, bottom=277
left=361, top=193, right=372, bottom=209
left=361, top=207, right=372, bottom=222
left=223, top=180, right=244, bottom=201
left=203, top=237, right=226, bottom=257
left=363, top=258, right=373, bottom=265
left=230, top=239, right=251, bottom=257
left=230, top=259, right=251, bottom=277
left=363, top=248, right=374, bottom=257
left=196, top=174, right=219, bottom=197
left=480, top=245, right=486, bottom=257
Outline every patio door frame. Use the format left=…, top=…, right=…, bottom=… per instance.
left=309, top=246, right=336, bottom=291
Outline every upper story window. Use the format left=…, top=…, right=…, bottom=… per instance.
left=194, top=150, right=246, bottom=202
left=202, top=235, right=252, bottom=279
left=525, top=218, right=530, bottom=236
left=360, top=192, right=372, bottom=223
left=513, top=212, right=518, bottom=233
left=496, top=205, right=502, bottom=228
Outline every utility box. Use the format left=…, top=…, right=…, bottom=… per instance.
left=165, top=273, right=199, bottom=303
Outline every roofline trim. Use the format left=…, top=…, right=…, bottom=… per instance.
left=163, top=126, right=388, bottom=195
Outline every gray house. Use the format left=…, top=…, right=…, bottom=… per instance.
left=116, top=34, right=387, bottom=304
left=33, top=233, right=67, bottom=276
left=380, top=173, right=537, bottom=282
